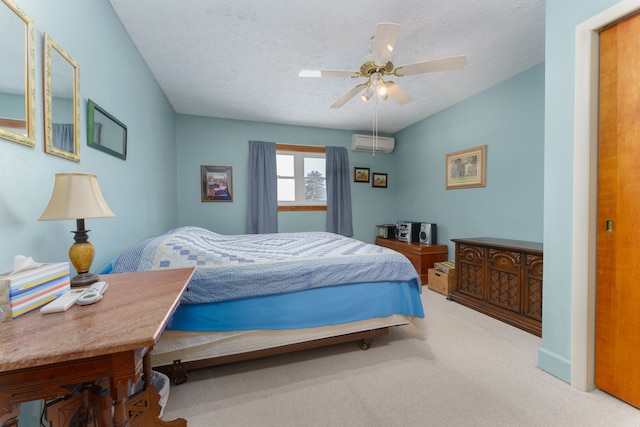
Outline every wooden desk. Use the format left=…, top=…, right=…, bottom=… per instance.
left=0, top=267, right=195, bottom=427
left=375, top=238, right=448, bottom=285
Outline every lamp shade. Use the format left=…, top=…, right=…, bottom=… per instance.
left=39, top=173, right=116, bottom=221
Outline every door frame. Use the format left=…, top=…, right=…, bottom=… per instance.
left=572, top=0, right=640, bottom=391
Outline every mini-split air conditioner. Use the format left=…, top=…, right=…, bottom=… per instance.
left=351, top=134, right=395, bottom=153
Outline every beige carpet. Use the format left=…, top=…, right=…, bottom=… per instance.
left=161, top=288, right=640, bottom=426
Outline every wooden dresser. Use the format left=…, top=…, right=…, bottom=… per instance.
left=449, top=238, right=543, bottom=336
left=375, top=238, right=448, bottom=285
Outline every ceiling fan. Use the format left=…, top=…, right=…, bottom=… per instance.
left=299, top=22, right=467, bottom=108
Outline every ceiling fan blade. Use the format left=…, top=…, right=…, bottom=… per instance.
left=384, top=82, right=413, bottom=105
left=331, top=84, right=367, bottom=108
left=299, top=70, right=359, bottom=78
left=394, top=55, right=467, bottom=76
left=372, top=22, right=400, bottom=66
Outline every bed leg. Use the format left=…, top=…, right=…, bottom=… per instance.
left=359, top=338, right=373, bottom=350
left=170, top=360, right=189, bottom=385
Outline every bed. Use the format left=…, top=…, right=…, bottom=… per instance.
left=102, top=226, right=424, bottom=384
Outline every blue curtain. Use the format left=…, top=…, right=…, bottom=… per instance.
left=52, top=123, right=74, bottom=152
left=247, top=140, right=278, bottom=233
left=326, top=146, right=353, bottom=236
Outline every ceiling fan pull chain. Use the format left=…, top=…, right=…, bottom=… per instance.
left=372, top=96, right=378, bottom=158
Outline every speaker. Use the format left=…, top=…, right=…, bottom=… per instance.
left=419, top=223, right=437, bottom=244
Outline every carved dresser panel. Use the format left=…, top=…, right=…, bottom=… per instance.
left=450, top=238, right=543, bottom=336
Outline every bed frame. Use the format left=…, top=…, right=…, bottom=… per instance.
left=154, top=327, right=389, bottom=385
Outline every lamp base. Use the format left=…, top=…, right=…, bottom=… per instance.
left=69, top=222, right=97, bottom=288
left=71, top=272, right=99, bottom=288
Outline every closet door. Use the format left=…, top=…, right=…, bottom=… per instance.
left=596, top=11, right=640, bottom=409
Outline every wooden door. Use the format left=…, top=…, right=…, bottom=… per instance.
left=596, top=12, right=640, bottom=409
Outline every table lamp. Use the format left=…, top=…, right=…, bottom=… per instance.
left=39, top=173, right=116, bottom=287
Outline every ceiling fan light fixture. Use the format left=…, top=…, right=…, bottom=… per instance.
left=298, top=22, right=466, bottom=109
left=377, top=82, right=387, bottom=97
left=361, top=85, right=375, bottom=102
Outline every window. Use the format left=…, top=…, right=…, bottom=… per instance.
left=276, top=144, right=326, bottom=211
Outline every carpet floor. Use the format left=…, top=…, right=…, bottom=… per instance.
left=161, top=287, right=640, bottom=426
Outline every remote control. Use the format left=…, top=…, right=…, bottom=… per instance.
left=40, top=289, right=86, bottom=314
left=76, top=281, right=109, bottom=306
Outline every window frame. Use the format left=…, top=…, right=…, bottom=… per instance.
left=276, top=144, right=327, bottom=212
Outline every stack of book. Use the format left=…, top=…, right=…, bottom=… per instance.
left=0, top=262, right=70, bottom=321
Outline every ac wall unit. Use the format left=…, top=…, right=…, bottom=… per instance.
left=351, top=134, right=395, bottom=153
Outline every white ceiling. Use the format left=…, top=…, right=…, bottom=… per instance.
left=108, top=0, right=545, bottom=134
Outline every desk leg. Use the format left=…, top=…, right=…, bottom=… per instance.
left=88, top=382, right=114, bottom=427
left=112, top=379, right=129, bottom=427
left=125, top=350, right=186, bottom=427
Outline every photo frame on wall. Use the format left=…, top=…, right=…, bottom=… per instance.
left=354, top=167, right=370, bottom=183
left=372, top=172, right=388, bottom=188
left=201, top=165, right=233, bottom=202
left=445, top=145, right=487, bottom=189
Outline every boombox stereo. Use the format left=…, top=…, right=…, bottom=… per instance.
left=375, top=224, right=396, bottom=239
left=419, top=223, right=437, bottom=245
left=395, top=221, right=421, bottom=243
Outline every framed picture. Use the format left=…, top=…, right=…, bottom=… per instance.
left=445, top=145, right=487, bottom=189
left=201, top=165, right=233, bottom=202
left=354, top=167, right=370, bottom=183
left=372, top=172, right=388, bottom=188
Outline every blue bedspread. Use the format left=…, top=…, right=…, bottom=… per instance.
left=111, top=226, right=420, bottom=304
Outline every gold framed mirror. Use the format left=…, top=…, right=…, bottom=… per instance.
left=44, top=32, right=80, bottom=162
left=0, top=0, right=36, bottom=147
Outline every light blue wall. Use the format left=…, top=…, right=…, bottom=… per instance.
left=0, top=0, right=178, bottom=274
left=3, top=1, right=178, bottom=423
left=174, top=63, right=545, bottom=248
left=539, top=0, right=622, bottom=383
left=393, top=64, right=545, bottom=259
left=175, top=114, right=396, bottom=243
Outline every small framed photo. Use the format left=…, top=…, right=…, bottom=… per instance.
left=446, top=145, right=487, bottom=190
left=201, top=165, right=233, bottom=202
left=372, top=172, right=388, bottom=188
left=354, top=167, right=370, bottom=183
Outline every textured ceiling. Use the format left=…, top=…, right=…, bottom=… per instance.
left=108, top=0, right=545, bottom=134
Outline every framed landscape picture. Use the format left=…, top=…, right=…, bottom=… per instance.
left=354, top=167, right=370, bottom=183
left=372, top=172, right=388, bottom=188
left=201, top=165, right=233, bottom=202
left=445, top=145, right=487, bottom=189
